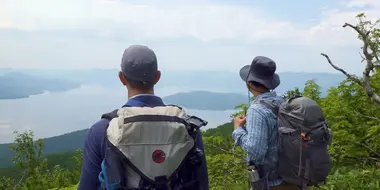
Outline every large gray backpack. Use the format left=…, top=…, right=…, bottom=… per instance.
left=261, top=96, right=332, bottom=190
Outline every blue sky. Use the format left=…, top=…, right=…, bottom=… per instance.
left=0, top=0, right=379, bottom=74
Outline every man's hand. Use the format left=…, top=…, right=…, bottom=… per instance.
left=234, top=115, right=246, bottom=129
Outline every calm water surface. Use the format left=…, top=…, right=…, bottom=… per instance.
left=0, top=85, right=234, bottom=143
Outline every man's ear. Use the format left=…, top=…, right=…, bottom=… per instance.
left=153, top=70, right=161, bottom=85
left=118, top=71, right=128, bottom=86
left=246, top=82, right=258, bottom=93
left=246, top=82, right=253, bottom=91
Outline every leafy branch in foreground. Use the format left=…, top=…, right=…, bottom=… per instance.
left=0, top=131, right=83, bottom=190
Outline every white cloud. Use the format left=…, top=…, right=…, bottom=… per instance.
left=345, top=0, right=380, bottom=9
left=0, top=0, right=378, bottom=72
left=1, top=0, right=377, bottom=45
left=291, top=0, right=379, bottom=49
left=0, top=0, right=293, bottom=41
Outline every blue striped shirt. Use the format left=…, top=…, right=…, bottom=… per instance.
left=232, top=91, right=285, bottom=187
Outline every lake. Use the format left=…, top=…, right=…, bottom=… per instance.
left=0, top=85, right=235, bottom=143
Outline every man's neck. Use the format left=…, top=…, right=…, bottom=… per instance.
left=253, top=91, right=264, bottom=97
left=128, top=89, right=154, bottom=99
left=252, top=90, right=270, bottom=98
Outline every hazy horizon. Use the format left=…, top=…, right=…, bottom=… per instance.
left=0, top=84, right=237, bottom=144
left=0, top=67, right=359, bottom=75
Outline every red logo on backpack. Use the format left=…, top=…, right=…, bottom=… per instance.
left=152, top=150, right=166, bottom=163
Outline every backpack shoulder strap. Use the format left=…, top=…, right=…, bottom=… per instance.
left=259, top=100, right=280, bottom=116
left=166, top=104, right=208, bottom=138
left=101, top=109, right=119, bottom=121
left=99, top=109, right=122, bottom=190
left=183, top=114, right=208, bottom=139
left=166, top=104, right=184, bottom=110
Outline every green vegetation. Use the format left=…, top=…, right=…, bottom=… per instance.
left=0, top=131, right=83, bottom=190
left=0, top=13, right=379, bottom=190
left=0, top=129, right=88, bottom=168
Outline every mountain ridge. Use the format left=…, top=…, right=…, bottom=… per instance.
left=0, top=69, right=346, bottom=99
left=0, top=72, right=81, bottom=99
left=163, top=91, right=248, bottom=111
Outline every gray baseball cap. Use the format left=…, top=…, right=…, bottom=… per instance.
left=120, top=45, right=158, bottom=85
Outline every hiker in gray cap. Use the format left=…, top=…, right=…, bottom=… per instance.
left=79, top=45, right=209, bottom=190
left=232, top=56, right=300, bottom=190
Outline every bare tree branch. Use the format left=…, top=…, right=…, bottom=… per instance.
left=354, top=142, right=380, bottom=158
left=13, top=172, right=25, bottom=190
left=320, top=53, right=362, bottom=85
left=353, top=108, right=380, bottom=121
left=359, top=52, right=366, bottom=62
left=321, top=20, right=380, bottom=106
left=374, top=52, right=380, bottom=65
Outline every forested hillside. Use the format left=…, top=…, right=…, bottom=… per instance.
left=0, top=14, right=379, bottom=190
left=0, top=130, right=88, bottom=168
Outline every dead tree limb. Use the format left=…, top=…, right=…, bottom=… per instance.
left=321, top=53, right=362, bottom=85
left=353, top=108, right=380, bottom=121
left=13, top=172, right=25, bottom=190
left=321, top=20, right=380, bottom=106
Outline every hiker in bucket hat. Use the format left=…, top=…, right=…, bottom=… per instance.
left=239, top=56, right=280, bottom=90
left=232, top=56, right=300, bottom=190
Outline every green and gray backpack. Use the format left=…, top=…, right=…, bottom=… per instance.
left=260, top=96, right=333, bottom=190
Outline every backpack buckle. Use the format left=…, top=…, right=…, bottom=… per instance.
left=185, top=115, right=208, bottom=128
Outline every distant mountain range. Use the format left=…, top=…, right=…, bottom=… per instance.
left=0, top=72, right=80, bottom=99
left=163, top=91, right=248, bottom=111
left=0, top=68, right=346, bottom=99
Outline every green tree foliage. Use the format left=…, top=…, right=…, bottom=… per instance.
left=285, top=87, right=303, bottom=99
left=315, top=167, right=380, bottom=190
left=202, top=122, right=234, bottom=138
left=231, top=100, right=252, bottom=118
left=303, top=79, right=322, bottom=102
left=0, top=131, right=83, bottom=190
left=322, top=74, right=380, bottom=167
left=203, top=135, right=247, bottom=189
